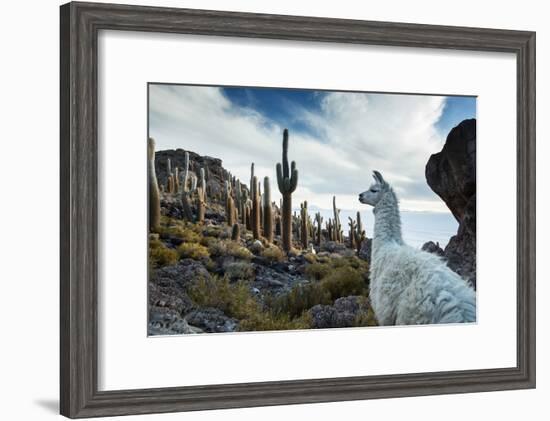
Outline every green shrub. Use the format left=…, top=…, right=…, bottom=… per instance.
left=226, top=241, right=253, bottom=260
left=208, top=239, right=253, bottom=260
left=224, top=261, right=255, bottom=281
left=305, top=262, right=331, bottom=280
left=320, top=266, right=366, bottom=300
left=202, top=225, right=224, bottom=238
left=207, top=238, right=227, bottom=257
left=200, top=235, right=217, bottom=248
left=261, top=245, right=285, bottom=263
left=149, top=239, right=178, bottom=268
left=272, top=283, right=331, bottom=318
left=177, top=242, right=210, bottom=260
left=159, top=223, right=201, bottom=243
left=188, top=276, right=260, bottom=319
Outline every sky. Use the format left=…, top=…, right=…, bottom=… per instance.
left=148, top=84, right=475, bottom=215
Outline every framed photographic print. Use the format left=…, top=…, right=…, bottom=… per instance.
left=60, top=1, right=536, bottom=418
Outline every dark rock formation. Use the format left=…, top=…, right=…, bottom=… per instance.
left=309, top=296, right=370, bottom=329
left=421, top=241, right=445, bottom=257
left=426, top=119, right=476, bottom=287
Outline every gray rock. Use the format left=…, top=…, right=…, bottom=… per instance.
left=421, top=241, right=445, bottom=257
left=185, top=307, right=239, bottom=333
left=253, top=263, right=304, bottom=296
left=153, top=258, right=210, bottom=289
left=425, top=119, right=476, bottom=287
left=148, top=307, right=203, bottom=335
left=309, top=296, right=370, bottom=329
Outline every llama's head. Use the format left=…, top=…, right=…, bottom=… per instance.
left=359, top=171, right=388, bottom=207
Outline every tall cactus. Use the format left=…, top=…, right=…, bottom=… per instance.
left=276, top=129, right=298, bottom=252
left=167, top=158, right=172, bottom=180
left=174, top=167, right=180, bottom=193
left=315, top=212, right=323, bottom=246
left=348, top=217, right=356, bottom=249
left=182, top=152, right=189, bottom=192
left=356, top=211, right=366, bottom=252
left=250, top=163, right=255, bottom=196
left=200, top=167, right=206, bottom=201
left=147, top=138, right=161, bottom=232
left=225, top=181, right=235, bottom=226
left=333, top=196, right=342, bottom=243
left=196, top=187, right=206, bottom=224
left=251, top=175, right=261, bottom=240
left=235, top=181, right=243, bottom=223
left=300, top=201, right=309, bottom=249
left=231, top=223, right=240, bottom=241
left=263, top=177, right=273, bottom=243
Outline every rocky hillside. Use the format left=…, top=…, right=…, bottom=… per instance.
left=425, top=118, right=476, bottom=287
left=148, top=146, right=375, bottom=335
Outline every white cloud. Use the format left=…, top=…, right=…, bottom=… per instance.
left=149, top=85, right=450, bottom=213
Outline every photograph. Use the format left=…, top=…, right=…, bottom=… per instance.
left=147, top=84, right=477, bottom=335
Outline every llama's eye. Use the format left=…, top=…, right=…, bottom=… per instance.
left=370, top=188, right=377, bottom=193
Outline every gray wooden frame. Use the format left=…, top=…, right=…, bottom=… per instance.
left=60, top=1, right=536, bottom=418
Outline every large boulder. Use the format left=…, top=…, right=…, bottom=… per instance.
left=309, top=296, right=370, bottom=329
left=425, top=119, right=476, bottom=287
left=421, top=241, right=445, bottom=257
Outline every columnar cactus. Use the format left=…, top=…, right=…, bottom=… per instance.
left=250, top=163, right=255, bottom=196
left=263, top=176, right=273, bottom=243
left=196, top=187, right=206, bottom=224
left=182, top=151, right=189, bottom=192
left=174, top=167, right=180, bottom=193
left=231, top=223, right=240, bottom=241
left=258, top=181, right=263, bottom=234
left=226, top=181, right=235, bottom=226
left=147, top=138, right=161, bottom=232
left=315, top=212, right=323, bottom=246
left=242, top=189, right=249, bottom=225
left=356, top=211, right=366, bottom=252
left=235, top=181, right=243, bottom=223
left=190, top=174, right=198, bottom=192
left=300, top=201, right=309, bottom=249
left=167, top=175, right=174, bottom=194
left=333, top=196, right=342, bottom=243
left=180, top=190, right=193, bottom=221
left=200, top=167, right=206, bottom=201
left=251, top=175, right=261, bottom=240
left=167, top=158, right=172, bottom=179
left=245, top=203, right=251, bottom=231
left=276, top=129, right=298, bottom=252
left=348, top=217, right=356, bottom=249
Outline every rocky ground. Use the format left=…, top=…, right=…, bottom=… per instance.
left=148, top=218, right=375, bottom=335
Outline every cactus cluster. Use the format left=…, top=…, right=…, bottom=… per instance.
left=148, top=130, right=370, bottom=258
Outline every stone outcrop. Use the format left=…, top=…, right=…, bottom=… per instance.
left=425, top=119, right=476, bottom=287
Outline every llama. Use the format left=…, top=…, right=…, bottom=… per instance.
left=359, top=171, right=476, bottom=325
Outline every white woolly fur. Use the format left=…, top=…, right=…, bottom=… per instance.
left=359, top=171, right=476, bottom=326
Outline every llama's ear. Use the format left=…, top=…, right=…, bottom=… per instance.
left=373, top=170, right=385, bottom=184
